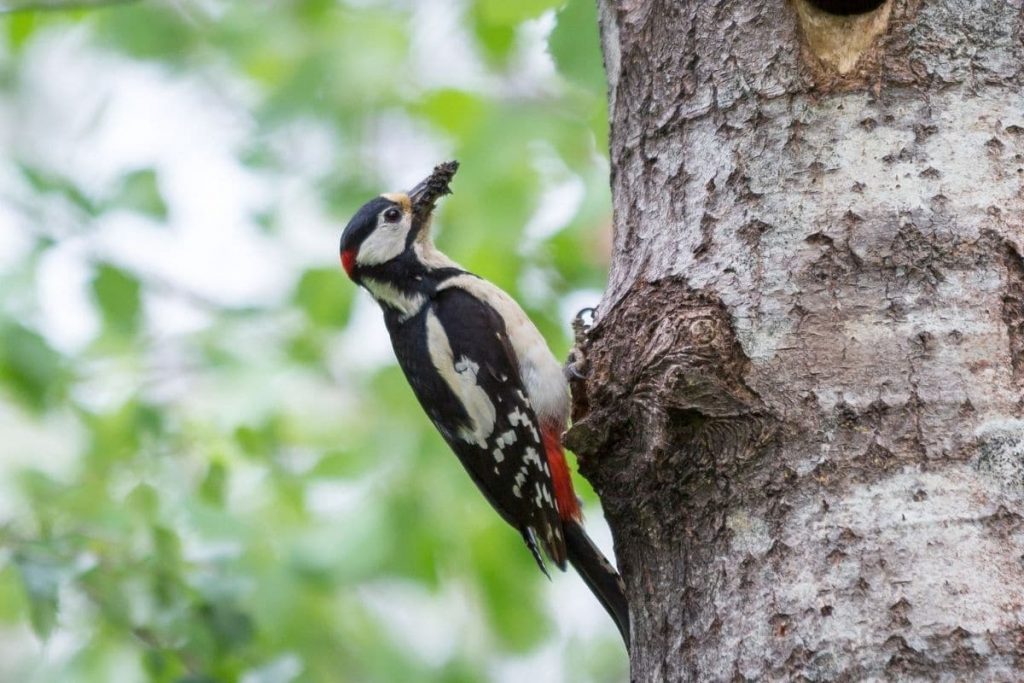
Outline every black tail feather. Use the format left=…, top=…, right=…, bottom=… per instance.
left=522, top=527, right=552, bottom=579
left=564, top=520, right=630, bottom=650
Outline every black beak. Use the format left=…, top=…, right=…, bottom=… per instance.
left=409, top=160, right=459, bottom=221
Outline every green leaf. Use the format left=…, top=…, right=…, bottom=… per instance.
left=198, top=600, right=255, bottom=653
left=470, top=0, right=563, bottom=63
left=416, top=89, right=488, bottom=137
left=550, top=0, right=605, bottom=89
left=152, top=526, right=182, bottom=572
left=13, top=548, right=62, bottom=639
left=286, top=328, right=323, bottom=366
left=0, top=320, right=64, bottom=412
left=474, top=0, right=563, bottom=25
left=233, top=419, right=283, bottom=460
left=126, top=482, right=160, bottom=519
left=309, top=449, right=368, bottom=479
left=92, top=264, right=142, bottom=336
left=17, top=162, right=99, bottom=215
left=94, top=3, right=195, bottom=61
left=200, top=462, right=227, bottom=506
left=234, top=425, right=266, bottom=457
left=6, top=12, right=36, bottom=52
left=83, top=400, right=162, bottom=470
left=0, top=564, right=29, bottom=624
left=293, top=267, right=352, bottom=328
left=470, top=12, right=515, bottom=64
left=113, top=169, right=168, bottom=220
left=550, top=0, right=609, bottom=147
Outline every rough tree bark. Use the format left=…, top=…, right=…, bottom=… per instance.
left=567, top=0, right=1024, bottom=680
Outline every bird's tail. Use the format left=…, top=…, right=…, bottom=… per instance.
left=564, top=520, right=630, bottom=649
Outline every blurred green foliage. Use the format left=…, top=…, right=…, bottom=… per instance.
left=0, top=0, right=620, bottom=681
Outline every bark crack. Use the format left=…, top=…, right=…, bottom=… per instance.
left=1001, top=241, right=1024, bottom=387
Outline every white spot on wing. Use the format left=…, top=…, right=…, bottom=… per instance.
left=512, top=468, right=528, bottom=498
left=509, top=406, right=540, bottom=443
left=523, top=446, right=543, bottom=469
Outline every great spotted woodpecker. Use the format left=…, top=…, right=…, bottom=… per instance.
left=338, top=161, right=629, bottom=647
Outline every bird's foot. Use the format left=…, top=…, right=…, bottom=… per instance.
left=564, top=307, right=597, bottom=381
left=564, top=349, right=589, bottom=381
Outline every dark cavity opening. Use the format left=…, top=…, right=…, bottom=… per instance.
left=806, top=0, right=887, bottom=15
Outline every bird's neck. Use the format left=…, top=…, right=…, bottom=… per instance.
left=360, top=247, right=467, bottom=322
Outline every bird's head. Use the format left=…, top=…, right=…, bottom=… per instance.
left=339, top=161, right=459, bottom=281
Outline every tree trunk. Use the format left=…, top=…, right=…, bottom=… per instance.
left=569, top=0, right=1024, bottom=679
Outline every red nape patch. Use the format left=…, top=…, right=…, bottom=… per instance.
left=340, top=249, right=357, bottom=278
left=542, top=426, right=581, bottom=522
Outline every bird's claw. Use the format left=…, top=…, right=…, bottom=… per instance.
left=565, top=306, right=597, bottom=382
left=564, top=350, right=589, bottom=381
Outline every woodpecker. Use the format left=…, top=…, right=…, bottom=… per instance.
left=338, top=161, right=629, bottom=647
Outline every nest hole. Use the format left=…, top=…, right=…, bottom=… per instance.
left=805, top=0, right=888, bottom=16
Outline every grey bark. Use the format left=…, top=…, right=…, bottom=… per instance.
left=569, top=1, right=1024, bottom=680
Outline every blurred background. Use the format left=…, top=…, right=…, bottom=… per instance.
left=0, top=0, right=618, bottom=680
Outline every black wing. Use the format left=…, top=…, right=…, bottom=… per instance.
left=386, top=285, right=566, bottom=570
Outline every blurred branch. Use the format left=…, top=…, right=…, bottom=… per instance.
left=0, top=0, right=139, bottom=14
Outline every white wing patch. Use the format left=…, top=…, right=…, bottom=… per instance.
left=437, top=275, right=570, bottom=427
left=425, top=310, right=496, bottom=448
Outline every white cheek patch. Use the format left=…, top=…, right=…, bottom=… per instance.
left=357, top=212, right=412, bottom=266
left=425, top=310, right=497, bottom=447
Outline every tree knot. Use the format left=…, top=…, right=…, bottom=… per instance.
left=566, top=277, right=775, bottom=495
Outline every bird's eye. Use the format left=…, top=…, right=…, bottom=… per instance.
left=383, top=207, right=402, bottom=223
